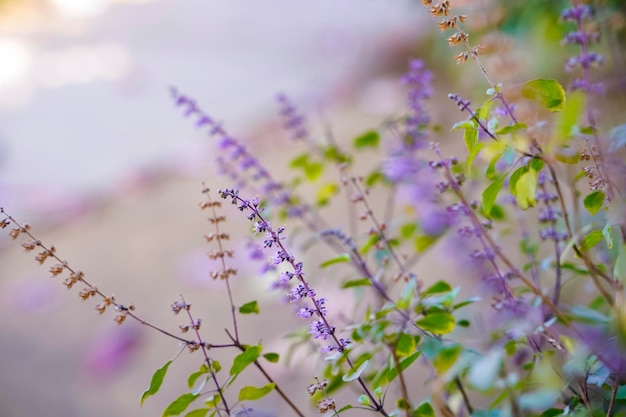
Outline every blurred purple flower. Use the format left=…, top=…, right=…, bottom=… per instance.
left=578, top=325, right=626, bottom=379
left=276, top=93, right=308, bottom=140
left=83, top=324, right=144, bottom=379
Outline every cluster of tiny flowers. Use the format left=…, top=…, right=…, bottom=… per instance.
left=421, top=0, right=483, bottom=64
left=276, top=93, right=308, bottom=140
left=536, top=170, right=568, bottom=242
left=319, top=228, right=358, bottom=252
left=171, top=89, right=308, bottom=218
left=561, top=5, right=605, bottom=95
left=218, top=190, right=349, bottom=352
left=429, top=150, right=520, bottom=306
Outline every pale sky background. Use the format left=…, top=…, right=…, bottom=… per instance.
left=0, top=0, right=424, bottom=216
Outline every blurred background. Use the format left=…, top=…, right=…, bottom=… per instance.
left=0, top=0, right=625, bottom=416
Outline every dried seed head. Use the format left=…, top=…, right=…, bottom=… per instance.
left=96, top=304, right=107, bottom=314
left=447, top=31, right=468, bottom=46
left=455, top=52, right=470, bottom=64
left=114, top=313, right=127, bottom=325
left=79, top=286, right=98, bottom=300
left=49, top=263, right=65, bottom=276
left=316, top=398, right=336, bottom=413
left=171, top=300, right=190, bottom=314
left=63, top=276, right=77, bottom=289
left=22, top=240, right=38, bottom=252
left=430, top=1, right=451, bottom=17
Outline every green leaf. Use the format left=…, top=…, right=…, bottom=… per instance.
left=482, top=176, right=505, bottom=216
left=509, top=166, right=526, bottom=196
left=521, top=79, right=566, bottom=112
left=554, top=146, right=580, bottom=164
left=433, top=344, right=462, bottom=373
left=466, top=142, right=485, bottom=175
left=289, top=153, right=309, bottom=168
left=304, top=162, right=323, bottom=181
left=316, top=182, right=339, bottom=207
left=263, top=352, right=279, bottom=363
left=353, top=130, right=380, bottom=149
left=580, top=230, right=604, bottom=251
left=238, top=301, right=259, bottom=315
left=422, top=281, right=452, bottom=297
left=387, top=351, right=421, bottom=383
left=336, top=404, right=353, bottom=414
left=210, top=360, right=221, bottom=373
left=614, top=243, right=626, bottom=282
left=141, top=360, right=172, bottom=406
left=583, top=190, right=605, bottom=215
left=515, top=169, right=538, bottom=209
left=477, top=100, right=495, bottom=122
left=163, top=393, right=200, bottom=417
left=184, top=409, right=209, bottom=417
left=556, top=90, right=585, bottom=141
left=396, top=333, right=417, bottom=357
left=495, top=122, right=527, bottom=135
left=230, top=345, right=261, bottom=377
left=343, top=360, right=370, bottom=382
left=342, top=278, right=372, bottom=288
left=203, top=394, right=221, bottom=409
left=413, top=400, right=435, bottom=417
left=485, top=152, right=503, bottom=180
left=365, top=171, right=385, bottom=187
left=238, top=383, right=275, bottom=401
left=187, top=364, right=209, bottom=389
left=320, top=253, right=351, bottom=268
left=452, top=119, right=478, bottom=151
left=416, top=312, right=455, bottom=335
left=401, top=223, right=418, bottom=239
left=603, top=223, right=614, bottom=249
left=415, top=234, right=438, bottom=253
left=358, top=394, right=371, bottom=406
left=360, top=234, right=379, bottom=255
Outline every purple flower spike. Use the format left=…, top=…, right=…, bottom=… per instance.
left=276, top=93, right=308, bottom=140
left=401, top=59, right=434, bottom=150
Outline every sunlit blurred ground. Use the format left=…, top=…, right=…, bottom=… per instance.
left=0, top=1, right=429, bottom=416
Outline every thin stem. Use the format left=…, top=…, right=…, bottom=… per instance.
left=0, top=209, right=198, bottom=345
left=182, top=295, right=231, bottom=415
left=224, top=193, right=390, bottom=416
left=606, top=378, right=619, bottom=417
left=454, top=377, right=474, bottom=415
left=346, top=173, right=413, bottom=285
left=545, top=163, right=619, bottom=302
left=202, top=187, right=240, bottom=341
left=224, top=330, right=307, bottom=417
left=391, top=349, right=412, bottom=417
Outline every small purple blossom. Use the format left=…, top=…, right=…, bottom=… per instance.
left=290, top=284, right=315, bottom=302
left=309, top=320, right=334, bottom=340
left=297, top=307, right=315, bottom=319
left=560, top=4, right=604, bottom=95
